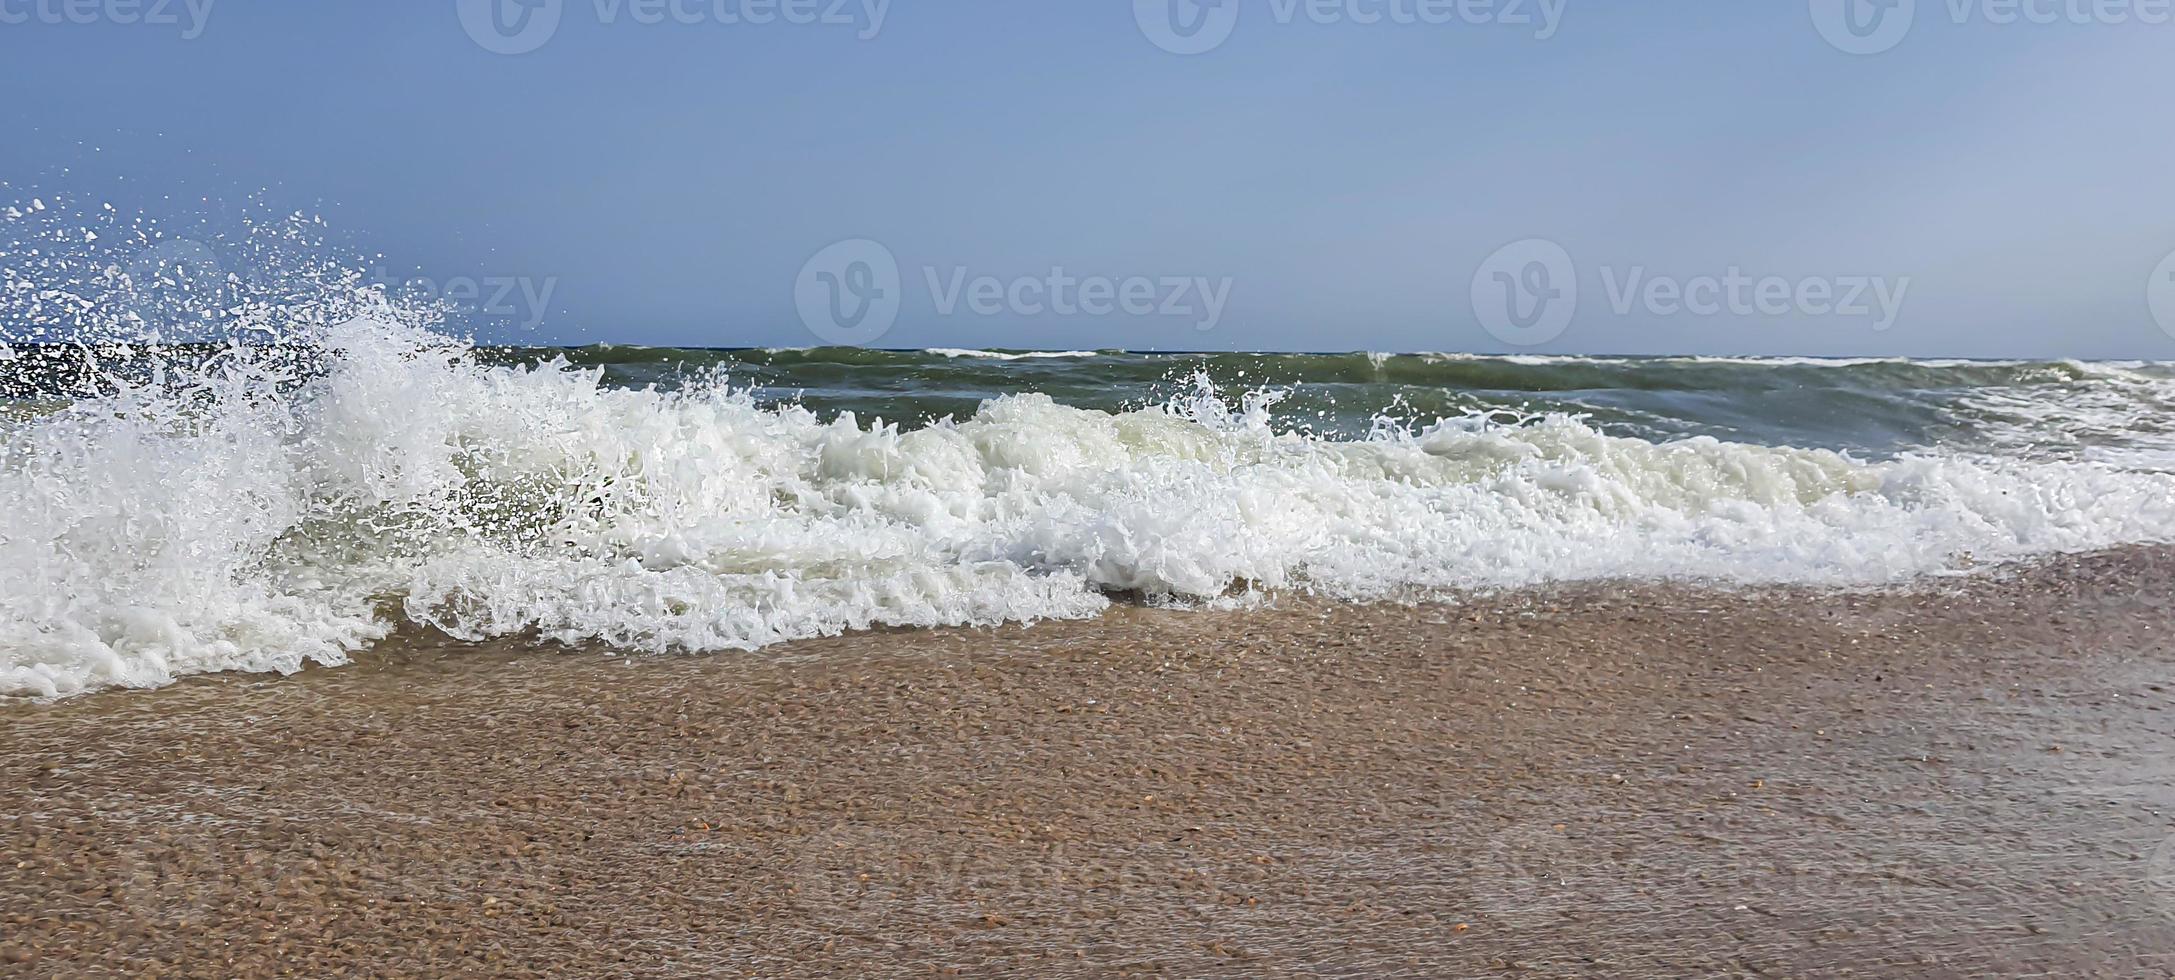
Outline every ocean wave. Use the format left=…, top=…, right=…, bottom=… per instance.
left=7, top=317, right=2175, bottom=698
left=923, top=348, right=1104, bottom=360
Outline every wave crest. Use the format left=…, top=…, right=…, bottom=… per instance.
left=7, top=317, right=2175, bottom=698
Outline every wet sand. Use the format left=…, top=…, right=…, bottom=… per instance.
left=5, top=550, right=2175, bottom=978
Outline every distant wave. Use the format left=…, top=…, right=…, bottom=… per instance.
left=923, top=348, right=1103, bottom=360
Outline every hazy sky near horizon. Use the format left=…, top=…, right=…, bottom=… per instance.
left=4, top=1, right=2175, bottom=357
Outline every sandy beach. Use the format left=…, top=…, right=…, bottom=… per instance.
left=5, top=549, right=2175, bottom=977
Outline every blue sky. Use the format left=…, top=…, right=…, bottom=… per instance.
left=4, top=1, right=2174, bottom=356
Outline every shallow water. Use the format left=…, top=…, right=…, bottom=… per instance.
left=6, top=551, right=2173, bottom=976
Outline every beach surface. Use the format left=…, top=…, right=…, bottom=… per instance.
left=5, top=549, right=2175, bottom=978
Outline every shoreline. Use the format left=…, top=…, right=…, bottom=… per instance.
left=6, top=549, right=2175, bottom=976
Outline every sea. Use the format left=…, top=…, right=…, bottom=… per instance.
left=5, top=211, right=2175, bottom=697
left=8, top=316, right=2175, bottom=698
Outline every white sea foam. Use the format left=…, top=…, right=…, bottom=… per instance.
left=924, top=348, right=1102, bottom=360
left=1410, top=351, right=2175, bottom=371
left=7, top=317, right=2175, bottom=698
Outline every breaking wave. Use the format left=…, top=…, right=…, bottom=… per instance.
left=7, top=315, right=2175, bottom=698
left=7, top=204, right=2175, bottom=698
